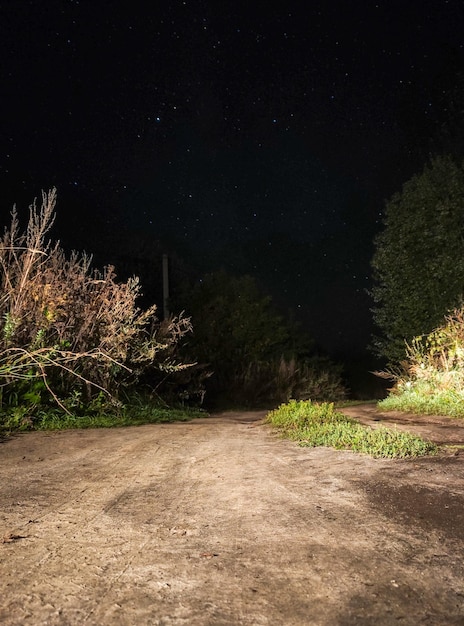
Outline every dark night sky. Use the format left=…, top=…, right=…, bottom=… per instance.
left=1, top=0, right=463, bottom=359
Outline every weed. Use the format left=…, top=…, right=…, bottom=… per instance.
left=0, top=189, right=193, bottom=419
left=376, top=305, right=464, bottom=417
left=0, top=400, right=206, bottom=433
left=266, top=399, right=436, bottom=458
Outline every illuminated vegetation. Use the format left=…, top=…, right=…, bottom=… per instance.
left=378, top=306, right=464, bottom=417
left=266, top=400, right=436, bottom=458
left=0, top=190, right=194, bottom=430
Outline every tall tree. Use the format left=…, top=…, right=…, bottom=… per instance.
left=370, top=155, right=464, bottom=363
left=177, top=271, right=294, bottom=403
left=185, top=270, right=290, bottom=364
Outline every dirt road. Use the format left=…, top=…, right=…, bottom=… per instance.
left=1, top=407, right=464, bottom=625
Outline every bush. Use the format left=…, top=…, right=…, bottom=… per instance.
left=0, top=189, right=192, bottom=420
left=377, top=305, right=464, bottom=417
left=239, top=356, right=347, bottom=407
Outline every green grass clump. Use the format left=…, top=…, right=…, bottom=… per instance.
left=0, top=401, right=206, bottom=433
left=266, top=399, right=436, bottom=458
left=378, top=385, right=464, bottom=417
left=38, top=406, right=206, bottom=430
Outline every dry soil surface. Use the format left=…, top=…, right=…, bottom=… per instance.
left=1, top=405, right=464, bottom=626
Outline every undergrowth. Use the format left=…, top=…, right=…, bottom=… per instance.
left=376, top=306, right=464, bottom=418
left=0, top=189, right=193, bottom=421
left=266, top=399, right=437, bottom=458
left=378, top=387, right=464, bottom=417
left=0, top=397, right=206, bottom=432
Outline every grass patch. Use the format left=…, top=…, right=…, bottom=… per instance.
left=0, top=402, right=206, bottom=433
left=378, top=386, right=464, bottom=418
left=266, top=399, right=437, bottom=458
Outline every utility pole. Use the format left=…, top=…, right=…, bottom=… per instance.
left=162, top=253, right=170, bottom=320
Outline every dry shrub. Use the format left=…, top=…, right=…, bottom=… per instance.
left=0, top=189, right=192, bottom=409
left=238, top=356, right=347, bottom=408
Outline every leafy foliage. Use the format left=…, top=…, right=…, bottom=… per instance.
left=266, top=400, right=437, bottom=458
left=179, top=270, right=346, bottom=407
left=370, top=155, right=464, bottom=363
left=377, top=305, right=464, bottom=417
left=0, top=396, right=205, bottom=433
left=180, top=271, right=289, bottom=405
left=0, top=189, right=192, bottom=423
left=187, top=271, right=289, bottom=363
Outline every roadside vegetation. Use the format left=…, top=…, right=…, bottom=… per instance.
left=370, top=155, right=464, bottom=364
left=0, top=190, right=347, bottom=433
left=1, top=401, right=205, bottom=432
left=377, top=306, right=464, bottom=418
left=370, top=153, right=464, bottom=419
left=0, top=190, right=197, bottom=432
left=266, top=399, right=437, bottom=458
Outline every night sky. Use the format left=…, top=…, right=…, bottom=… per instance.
left=1, top=0, right=463, bottom=361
